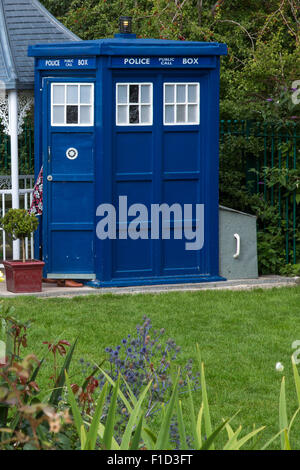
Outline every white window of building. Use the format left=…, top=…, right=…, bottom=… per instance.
left=51, top=83, right=94, bottom=126
left=164, top=83, right=200, bottom=125
left=116, top=83, right=153, bottom=126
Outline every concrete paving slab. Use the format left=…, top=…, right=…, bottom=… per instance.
left=0, top=275, right=298, bottom=298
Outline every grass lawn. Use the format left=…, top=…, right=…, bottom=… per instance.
left=2, top=285, right=300, bottom=449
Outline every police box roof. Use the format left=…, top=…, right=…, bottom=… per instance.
left=28, top=36, right=227, bottom=59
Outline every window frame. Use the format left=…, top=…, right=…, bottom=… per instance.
left=163, top=82, right=200, bottom=126
left=51, top=82, right=94, bottom=127
left=116, top=82, right=153, bottom=126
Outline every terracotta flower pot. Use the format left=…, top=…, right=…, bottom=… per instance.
left=2, top=260, right=45, bottom=293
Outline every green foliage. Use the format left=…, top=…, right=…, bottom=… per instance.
left=40, top=0, right=300, bottom=122
left=3, top=304, right=300, bottom=450
left=0, top=209, right=39, bottom=263
left=219, top=121, right=299, bottom=273
left=280, top=263, right=300, bottom=276
left=65, top=347, right=300, bottom=451
left=2, top=288, right=300, bottom=447
left=65, top=344, right=269, bottom=450
left=273, top=357, right=300, bottom=450
left=0, top=209, right=38, bottom=241
left=0, top=305, right=78, bottom=450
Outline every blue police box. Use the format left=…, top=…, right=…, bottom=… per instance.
left=28, top=34, right=227, bottom=287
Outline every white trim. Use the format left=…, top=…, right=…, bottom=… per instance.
left=51, top=82, right=94, bottom=127
left=116, top=82, right=153, bottom=126
left=163, top=82, right=200, bottom=126
left=8, top=90, right=20, bottom=259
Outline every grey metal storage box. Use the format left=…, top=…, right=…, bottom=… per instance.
left=219, top=206, right=258, bottom=280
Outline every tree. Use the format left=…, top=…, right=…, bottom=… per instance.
left=40, top=0, right=300, bottom=121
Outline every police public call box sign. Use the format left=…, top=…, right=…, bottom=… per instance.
left=110, top=56, right=216, bottom=68
left=37, top=56, right=216, bottom=69
left=38, top=57, right=97, bottom=69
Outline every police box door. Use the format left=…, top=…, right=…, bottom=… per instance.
left=110, top=71, right=215, bottom=284
left=43, top=78, right=96, bottom=279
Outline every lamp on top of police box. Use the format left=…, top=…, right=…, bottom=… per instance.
left=119, top=16, right=132, bottom=34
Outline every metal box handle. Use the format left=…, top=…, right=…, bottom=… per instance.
left=233, top=233, right=240, bottom=259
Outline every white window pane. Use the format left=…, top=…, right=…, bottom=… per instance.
left=176, top=105, right=186, bottom=123
left=165, top=105, right=175, bottom=124
left=141, top=105, right=151, bottom=123
left=52, top=105, right=65, bottom=124
left=141, top=85, right=150, bottom=103
left=80, top=106, right=92, bottom=124
left=164, top=83, right=199, bottom=126
left=188, top=105, right=197, bottom=123
left=188, top=85, right=197, bottom=103
left=176, top=85, right=186, bottom=103
left=117, top=85, right=128, bottom=104
left=67, top=85, right=78, bottom=104
left=53, top=85, right=65, bottom=104
left=165, top=85, right=174, bottom=103
left=80, top=85, right=92, bottom=104
left=117, top=105, right=127, bottom=124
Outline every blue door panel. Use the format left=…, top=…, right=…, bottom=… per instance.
left=115, top=132, right=153, bottom=174
left=51, top=133, right=94, bottom=175
left=51, top=182, right=94, bottom=224
left=161, top=236, right=201, bottom=272
left=159, top=180, right=201, bottom=275
left=114, top=181, right=153, bottom=209
left=51, top=231, right=94, bottom=273
left=162, top=180, right=199, bottom=205
left=112, top=236, right=153, bottom=277
left=163, top=131, right=200, bottom=173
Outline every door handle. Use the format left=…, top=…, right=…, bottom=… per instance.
left=47, top=175, right=53, bottom=182
left=233, top=233, right=240, bottom=259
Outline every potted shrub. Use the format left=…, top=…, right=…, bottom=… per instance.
left=0, top=209, right=45, bottom=293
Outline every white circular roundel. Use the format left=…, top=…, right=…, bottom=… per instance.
left=66, top=147, right=78, bottom=160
